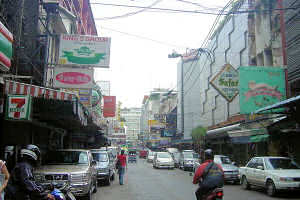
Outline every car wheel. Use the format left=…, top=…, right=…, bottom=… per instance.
left=111, top=173, right=115, bottom=181
left=266, top=180, right=276, bottom=197
left=241, top=176, right=250, bottom=190
left=105, top=176, right=111, bottom=186
left=93, top=179, right=98, bottom=193
left=84, top=187, right=92, bottom=200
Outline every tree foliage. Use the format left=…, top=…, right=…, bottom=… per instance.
left=191, top=126, right=206, bottom=141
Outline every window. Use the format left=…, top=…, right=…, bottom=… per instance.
left=247, top=158, right=257, bottom=168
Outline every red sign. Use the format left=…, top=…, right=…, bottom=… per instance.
left=103, top=96, right=116, bottom=118
left=56, top=72, right=91, bottom=85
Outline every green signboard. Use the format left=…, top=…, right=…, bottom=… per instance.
left=239, top=66, right=286, bottom=114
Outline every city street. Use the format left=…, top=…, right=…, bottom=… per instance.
left=93, top=158, right=299, bottom=200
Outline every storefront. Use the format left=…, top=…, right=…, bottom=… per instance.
left=255, top=95, right=300, bottom=163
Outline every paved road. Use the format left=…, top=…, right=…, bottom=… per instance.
left=92, top=159, right=299, bottom=200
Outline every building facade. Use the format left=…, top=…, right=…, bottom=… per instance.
left=121, top=107, right=141, bottom=142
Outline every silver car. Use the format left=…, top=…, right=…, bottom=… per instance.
left=153, top=152, right=175, bottom=169
left=91, top=149, right=116, bottom=186
left=193, top=155, right=239, bottom=184
left=147, top=151, right=156, bottom=163
left=214, top=155, right=239, bottom=184
left=34, top=149, right=97, bottom=200
left=179, top=151, right=197, bottom=171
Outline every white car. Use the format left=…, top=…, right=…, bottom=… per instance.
left=147, top=151, right=156, bottom=163
left=239, top=156, right=300, bottom=196
left=153, top=152, right=175, bottom=169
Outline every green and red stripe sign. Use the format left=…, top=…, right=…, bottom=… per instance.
left=0, top=21, right=13, bottom=71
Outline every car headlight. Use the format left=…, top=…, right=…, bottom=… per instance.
left=280, top=177, right=294, bottom=182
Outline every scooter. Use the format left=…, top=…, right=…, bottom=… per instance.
left=48, top=182, right=76, bottom=200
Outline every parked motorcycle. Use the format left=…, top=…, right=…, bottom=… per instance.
left=47, top=182, right=76, bottom=200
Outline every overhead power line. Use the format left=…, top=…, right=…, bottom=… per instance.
left=99, top=26, right=189, bottom=49
left=90, top=2, right=300, bottom=16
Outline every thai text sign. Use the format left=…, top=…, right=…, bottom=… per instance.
left=58, top=34, right=111, bottom=68
left=54, top=67, right=94, bottom=88
left=65, top=88, right=91, bottom=107
left=103, top=96, right=116, bottom=117
left=239, top=66, right=286, bottom=114
left=210, top=64, right=239, bottom=102
left=6, top=95, right=32, bottom=120
left=0, top=21, right=13, bottom=71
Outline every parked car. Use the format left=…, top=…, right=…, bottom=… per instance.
left=147, top=151, right=156, bottom=163
left=239, top=156, right=300, bottom=196
left=139, top=149, right=148, bottom=158
left=171, top=152, right=181, bottom=168
left=91, top=149, right=116, bottom=186
left=34, top=149, right=97, bottom=200
left=153, top=152, right=175, bottom=169
left=214, top=155, right=239, bottom=184
left=179, top=151, right=197, bottom=171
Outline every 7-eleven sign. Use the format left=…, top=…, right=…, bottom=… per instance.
left=6, top=95, right=32, bottom=120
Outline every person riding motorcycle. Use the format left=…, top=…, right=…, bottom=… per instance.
left=7, top=145, right=54, bottom=200
left=193, top=149, right=224, bottom=200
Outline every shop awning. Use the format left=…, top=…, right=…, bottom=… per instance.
left=255, top=95, right=300, bottom=114
left=250, top=134, right=269, bottom=143
left=4, top=80, right=76, bottom=100
left=206, top=124, right=241, bottom=139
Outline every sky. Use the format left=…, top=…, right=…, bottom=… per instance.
left=91, top=0, right=229, bottom=108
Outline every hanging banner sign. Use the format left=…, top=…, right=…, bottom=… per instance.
left=210, top=64, right=239, bottom=102
left=239, top=66, right=286, bottom=114
left=58, top=34, right=111, bottom=68
left=53, top=67, right=94, bottom=89
left=0, top=21, right=13, bottom=71
left=5, top=95, right=32, bottom=121
left=103, top=96, right=116, bottom=118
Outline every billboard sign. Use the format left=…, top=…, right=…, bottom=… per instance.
left=0, top=21, right=13, bottom=71
left=5, top=95, right=32, bottom=121
left=103, top=96, right=116, bottom=117
left=58, top=34, right=111, bottom=68
left=64, top=88, right=91, bottom=107
left=239, top=66, right=286, bottom=114
left=210, top=64, right=239, bottom=102
left=54, top=67, right=94, bottom=88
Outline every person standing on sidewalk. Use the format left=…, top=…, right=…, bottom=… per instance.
left=117, top=150, right=127, bottom=185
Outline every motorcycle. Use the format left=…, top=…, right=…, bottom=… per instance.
left=203, top=188, right=223, bottom=200
left=47, top=182, right=76, bottom=200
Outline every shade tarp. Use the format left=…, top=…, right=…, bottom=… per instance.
left=250, top=134, right=269, bottom=143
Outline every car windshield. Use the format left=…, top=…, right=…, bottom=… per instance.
left=220, top=156, right=232, bottom=164
left=44, top=151, right=88, bottom=165
left=183, top=153, right=193, bottom=159
left=193, top=153, right=199, bottom=159
left=148, top=152, right=154, bottom=156
left=158, top=153, right=171, bottom=158
left=92, top=152, right=108, bottom=162
left=267, top=158, right=300, bottom=169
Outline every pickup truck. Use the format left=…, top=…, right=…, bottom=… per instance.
left=239, top=156, right=300, bottom=196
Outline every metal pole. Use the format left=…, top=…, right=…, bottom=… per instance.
left=181, top=57, right=184, bottom=138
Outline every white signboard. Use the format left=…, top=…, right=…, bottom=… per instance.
left=210, top=64, right=239, bottom=102
left=58, top=34, right=111, bottom=68
left=53, top=67, right=94, bottom=89
left=6, top=95, right=32, bottom=120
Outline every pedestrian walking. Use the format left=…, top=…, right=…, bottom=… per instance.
left=0, top=159, right=10, bottom=200
left=117, top=150, right=127, bottom=185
